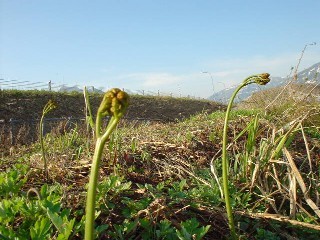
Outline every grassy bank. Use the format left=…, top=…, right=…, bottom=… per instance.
left=1, top=87, right=320, bottom=239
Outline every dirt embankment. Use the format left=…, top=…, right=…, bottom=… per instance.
left=0, top=91, right=225, bottom=122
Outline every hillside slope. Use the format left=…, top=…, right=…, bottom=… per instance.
left=0, top=90, right=225, bottom=123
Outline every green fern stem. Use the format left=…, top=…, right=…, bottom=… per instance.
left=39, top=100, right=56, bottom=181
left=84, top=116, right=119, bottom=240
left=39, top=113, right=47, bottom=179
left=222, top=73, right=270, bottom=239
left=85, top=88, right=129, bottom=240
left=222, top=84, right=243, bottom=240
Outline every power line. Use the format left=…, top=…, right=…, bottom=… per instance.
left=1, top=81, right=44, bottom=87
left=23, top=84, right=49, bottom=89
left=0, top=79, right=21, bottom=83
left=0, top=79, right=52, bottom=90
left=0, top=80, right=30, bottom=85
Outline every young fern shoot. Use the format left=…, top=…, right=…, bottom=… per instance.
left=39, top=100, right=57, bottom=181
left=222, top=73, right=270, bottom=239
left=83, top=86, right=95, bottom=134
left=85, top=88, right=129, bottom=240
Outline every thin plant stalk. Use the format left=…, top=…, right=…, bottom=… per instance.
left=85, top=88, right=129, bottom=240
left=222, top=84, right=242, bottom=239
left=39, top=114, right=47, bottom=178
left=83, top=86, right=95, bottom=133
left=85, top=119, right=119, bottom=239
left=222, top=73, right=270, bottom=239
left=39, top=100, right=56, bottom=180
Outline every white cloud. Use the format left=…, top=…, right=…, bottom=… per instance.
left=143, top=73, right=182, bottom=87
left=211, top=70, right=245, bottom=77
left=207, top=50, right=320, bottom=78
left=118, top=72, right=184, bottom=87
left=115, top=72, right=210, bottom=97
left=111, top=48, right=320, bottom=98
left=202, top=50, right=320, bottom=92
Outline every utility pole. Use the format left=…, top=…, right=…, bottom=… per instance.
left=202, top=71, right=214, bottom=93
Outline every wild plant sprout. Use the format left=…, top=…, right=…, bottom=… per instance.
left=85, top=88, right=129, bottom=240
left=39, top=99, right=57, bottom=180
left=222, top=73, right=270, bottom=239
left=83, top=86, right=95, bottom=134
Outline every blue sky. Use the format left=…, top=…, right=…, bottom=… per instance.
left=1, top=0, right=319, bottom=97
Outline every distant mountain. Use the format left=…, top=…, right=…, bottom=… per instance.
left=208, top=62, right=320, bottom=103
left=58, top=85, right=104, bottom=93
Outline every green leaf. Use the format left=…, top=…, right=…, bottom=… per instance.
left=156, top=182, right=165, bottom=191
left=0, top=225, right=17, bottom=239
left=179, top=179, right=187, bottom=191
left=156, top=220, right=177, bottom=239
left=30, top=217, right=52, bottom=240
left=139, top=218, right=151, bottom=229
left=176, top=218, right=210, bottom=240
left=40, top=184, right=48, bottom=198
left=95, top=224, right=108, bottom=235
left=47, top=209, right=65, bottom=233
left=176, top=227, right=191, bottom=240
left=56, top=217, right=75, bottom=240
left=0, top=165, right=28, bottom=197
left=42, top=199, right=61, bottom=213
left=47, top=208, right=75, bottom=240
left=0, top=198, right=23, bottom=223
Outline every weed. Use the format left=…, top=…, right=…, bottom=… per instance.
left=0, top=164, right=28, bottom=198
left=0, top=170, right=80, bottom=239
left=83, top=86, right=95, bottom=134
left=176, top=218, right=211, bottom=240
left=39, top=100, right=57, bottom=180
left=255, top=228, right=281, bottom=240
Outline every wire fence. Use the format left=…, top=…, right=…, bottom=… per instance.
left=0, top=79, right=54, bottom=91
left=0, top=79, right=206, bottom=100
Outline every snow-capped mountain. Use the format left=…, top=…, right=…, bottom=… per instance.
left=208, top=62, right=320, bottom=103
left=58, top=85, right=104, bottom=93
